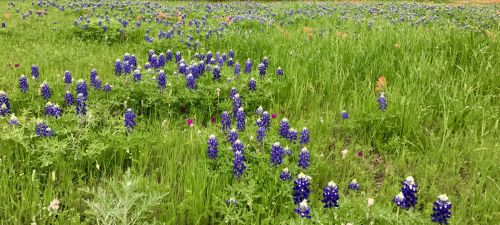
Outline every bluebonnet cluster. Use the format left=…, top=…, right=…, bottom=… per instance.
left=255, top=106, right=263, bottom=116
left=248, top=78, right=256, bottom=91
left=256, top=126, right=266, bottom=144
left=232, top=141, right=246, bottom=178
left=65, top=91, right=74, bottom=106
left=260, top=111, right=271, bottom=129
left=76, top=93, right=87, bottom=116
left=288, top=128, right=297, bottom=143
left=45, top=102, right=62, bottom=118
left=103, top=83, right=112, bottom=93
left=226, top=197, right=238, bottom=206
left=232, top=94, right=242, bottom=117
left=8, top=114, right=19, bottom=126
left=300, top=127, right=310, bottom=146
left=279, top=118, right=289, bottom=138
left=348, top=179, right=360, bottom=191
left=378, top=93, right=387, bottom=111
left=0, top=91, right=11, bottom=116
left=227, top=128, right=238, bottom=143
left=235, top=107, right=246, bottom=131
left=431, top=194, right=452, bottom=224
left=294, top=200, right=311, bottom=219
left=19, top=75, right=28, bottom=93
left=186, top=74, right=196, bottom=90
left=175, top=51, right=182, bottom=63
left=221, top=111, right=231, bottom=131
left=76, top=79, right=88, bottom=98
left=207, top=135, right=218, bottom=159
left=31, top=64, right=39, bottom=79
left=39, top=81, right=51, bottom=100
left=124, top=108, right=136, bottom=131
left=280, top=167, right=292, bottom=181
left=393, top=176, right=418, bottom=209
left=293, top=172, right=311, bottom=204
left=341, top=110, right=349, bottom=119
left=270, top=142, right=284, bottom=166
left=115, top=59, right=123, bottom=75
left=234, top=62, right=241, bottom=75
left=258, top=63, right=266, bottom=78
left=277, top=67, right=283, bottom=76
left=244, top=59, right=252, bottom=74
left=283, top=146, right=292, bottom=156
left=35, top=120, right=53, bottom=137
left=157, top=70, right=166, bottom=90
left=229, top=87, right=237, bottom=100
left=298, top=147, right=310, bottom=169
left=322, top=181, right=340, bottom=208
left=212, top=65, right=221, bottom=80
left=133, top=69, right=142, bottom=82
left=64, top=70, right=73, bottom=84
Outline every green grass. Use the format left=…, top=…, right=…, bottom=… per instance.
left=0, top=1, right=499, bottom=224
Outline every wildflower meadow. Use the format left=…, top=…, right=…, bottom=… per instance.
left=0, top=1, right=499, bottom=224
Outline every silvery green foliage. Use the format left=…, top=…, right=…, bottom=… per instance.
left=82, top=170, right=165, bottom=225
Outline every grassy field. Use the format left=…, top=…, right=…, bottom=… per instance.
left=0, top=1, right=499, bottom=224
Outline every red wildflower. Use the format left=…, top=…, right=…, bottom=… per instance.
left=187, top=119, right=193, bottom=127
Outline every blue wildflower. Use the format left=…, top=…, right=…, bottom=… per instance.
left=280, top=167, right=292, bottom=181
left=31, top=65, right=39, bottom=79
left=123, top=61, right=132, bottom=74
left=248, top=78, right=256, bottom=91
left=175, top=52, right=182, bottom=63
left=255, top=106, right=263, bottom=116
left=293, top=172, right=311, bottom=204
left=432, top=194, right=452, bottom=224
left=341, top=110, right=349, bottom=119
left=300, top=127, right=310, bottom=146
left=227, top=58, right=234, bottom=67
left=235, top=107, right=245, bottom=131
left=234, top=62, right=241, bottom=75
left=166, top=50, right=172, bottom=62
left=228, top=49, right=234, bottom=59
left=393, top=192, right=407, bottom=209
left=64, top=70, right=72, bottom=85
left=39, top=81, right=51, bottom=100
left=227, top=128, right=238, bottom=144
left=186, top=73, right=196, bottom=90
left=124, top=108, right=136, bottom=130
left=298, top=147, right=310, bottom=169
left=133, top=69, right=142, bottom=82
left=76, top=93, right=87, bottom=116
left=322, top=181, right=340, bottom=208
left=65, top=91, right=74, bottom=106
left=288, top=128, right=297, bottom=143
left=244, top=59, right=252, bottom=74
left=115, top=59, right=123, bottom=76
left=103, top=83, right=112, bottom=93
left=401, top=176, right=418, bottom=208
left=260, top=111, right=271, bottom=129
left=19, top=75, right=28, bottom=93
left=277, top=67, right=283, bottom=76
left=221, top=111, right=231, bottom=131
left=157, top=70, right=167, bottom=90
left=8, top=114, right=19, bottom=126
left=378, top=93, right=387, bottom=111
left=256, top=126, right=266, bottom=144
left=229, top=87, right=237, bottom=100
left=348, top=179, right=360, bottom=191
left=279, top=118, right=289, bottom=138
left=258, top=63, right=266, bottom=78
left=212, top=65, right=221, bottom=80
left=283, top=146, right=292, bottom=155
left=270, top=142, right=284, bottom=166
left=76, top=79, right=88, bottom=98
left=226, top=197, right=238, bottom=206
left=294, top=200, right=311, bottom=219
left=35, top=120, right=53, bottom=137
left=232, top=94, right=242, bottom=117
left=207, top=134, right=218, bottom=159
left=232, top=149, right=246, bottom=178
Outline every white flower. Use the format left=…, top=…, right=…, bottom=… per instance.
left=341, top=149, right=348, bottom=159
left=47, top=198, right=60, bottom=213
left=367, top=198, right=375, bottom=207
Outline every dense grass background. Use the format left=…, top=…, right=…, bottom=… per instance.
left=0, top=1, right=499, bottom=224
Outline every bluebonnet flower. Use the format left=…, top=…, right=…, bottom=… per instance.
left=19, top=75, right=28, bottom=93
left=144, top=34, right=153, bottom=43
left=255, top=106, right=263, bottom=116
left=166, top=50, right=172, bottom=62
left=157, top=53, right=165, bottom=68
left=232, top=94, right=242, bottom=117
left=93, top=76, right=101, bottom=90
left=432, top=194, right=452, bottom=224
left=212, top=65, right=221, bottom=80
left=76, top=93, right=86, bottom=116
left=115, top=59, right=123, bottom=75
left=322, top=181, right=340, bottom=208
left=227, top=58, right=234, bottom=67
left=35, top=120, right=53, bottom=137
left=348, top=179, right=360, bottom=191
left=270, top=142, right=284, bottom=166
left=226, top=197, right=238, bottom=206
left=217, top=56, right=224, bottom=67
left=244, top=59, right=252, bottom=74
left=260, top=111, right=271, bottom=129
left=124, top=108, right=136, bottom=130
left=294, top=200, right=311, bottom=219
left=157, top=70, right=167, bottom=90
left=256, top=127, right=266, bottom=144
left=300, top=127, right=310, bottom=146
left=235, top=107, right=246, bottom=131
left=277, top=67, right=283, bottom=76
left=258, top=63, right=266, bottom=78
left=76, top=79, right=88, bottom=98
left=228, top=50, right=234, bottom=59
left=227, top=128, right=238, bottom=144
left=103, top=83, right=112, bottom=93
left=401, top=176, right=418, bottom=208
left=298, top=147, right=310, bottom=169
left=62, top=70, right=72, bottom=85
left=221, top=111, right=231, bottom=131
left=293, top=172, right=311, bottom=204
left=207, top=134, right=218, bottom=159
left=393, top=192, right=407, bottom=208
left=144, top=62, right=151, bottom=70
left=283, top=146, right=292, bottom=155
left=341, top=110, right=349, bottom=119
left=31, top=65, right=39, bottom=79
left=229, top=87, right=237, bottom=100
left=232, top=139, right=244, bottom=154
left=280, top=167, right=292, bottom=180
left=148, top=50, right=155, bottom=63
left=261, top=57, right=269, bottom=68
left=45, top=102, right=61, bottom=118
left=186, top=74, right=196, bottom=90
left=123, top=61, right=132, bottom=74
left=234, top=62, right=240, bottom=75
left=288, top=128, right=297, bottom=143
left=0, top=102, right=9, bottom=116
left=279, top=118, right=289, bottom=138
left=210, top=57, right=216, bottom=65
left=8, top=114, right=19, bottom=126
left=65, top=91, right=74, bottom=106
left=232, top=149, right=246, bottom=178
left=39, top=81, right=51, bottom=100
left=248, top=78, right=256, bottom=91
left=378, top=93, right=387, bottom=111
left=129, top=54, right=137, bottom=69
left=133, top=69, right=142, bottom=82
left=1, top=21, right=5, bottom=28
left=178, top=62, right=187, bottom=75
left=175, top=52, right=182, bottom=63
left=206, top=51, right=212, bottom=64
